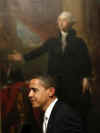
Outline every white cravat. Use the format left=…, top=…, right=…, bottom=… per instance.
left=61, top=31, right=68, bottom=52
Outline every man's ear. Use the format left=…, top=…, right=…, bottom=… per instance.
left=49, top=87, right=55, bottom=97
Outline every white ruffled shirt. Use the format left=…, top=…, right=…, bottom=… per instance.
left=61, top=31, right=68, bottom=51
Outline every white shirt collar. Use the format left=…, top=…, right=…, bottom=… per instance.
left=61, top=31, right=68, bottom=38
left=43, top=98, right=58, bottom=133
left=44, top=98, right=58, bottom=120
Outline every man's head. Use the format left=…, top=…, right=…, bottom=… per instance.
left=57, top=11, right=76, bottom=32
left=28, top=74, right=56, bottom=111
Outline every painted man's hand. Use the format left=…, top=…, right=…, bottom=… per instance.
left=8, top=51, right=23, bottom=62
left=82, top=77, right=95, bottom=95
left=82, top=78, right=89, bottom=94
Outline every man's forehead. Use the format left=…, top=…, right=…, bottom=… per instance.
left=58, top=11, right=71, bottom=18
left=29, top=78, right=41, bottom=87
left=30, top=78, right=39, bottom=84
left=58, top=16, right=67, bottom=20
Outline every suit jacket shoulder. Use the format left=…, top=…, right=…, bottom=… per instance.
left=47, top=101, right=82, bottom=133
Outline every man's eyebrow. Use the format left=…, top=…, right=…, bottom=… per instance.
left=30, top=87, right=39, bottom=91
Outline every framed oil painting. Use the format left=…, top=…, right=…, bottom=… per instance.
left=0, top=0, right=100, bottom=133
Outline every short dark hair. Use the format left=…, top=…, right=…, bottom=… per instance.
left=30, top=74, right=56, bottom=89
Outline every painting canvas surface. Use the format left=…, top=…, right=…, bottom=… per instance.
left=0, top=1, right=62, bottom=133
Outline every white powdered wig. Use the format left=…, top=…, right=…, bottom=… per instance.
left=58, top=11, right=76, bottom=25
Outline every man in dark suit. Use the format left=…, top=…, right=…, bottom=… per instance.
left=28, top=74, right=83, bottom=133
left=8, top=11, right=92, bottom=111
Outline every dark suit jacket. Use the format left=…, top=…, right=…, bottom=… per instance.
left=24, top=28, right=92, bottom=107
left=46, top=100, right=83, bottom=133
